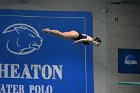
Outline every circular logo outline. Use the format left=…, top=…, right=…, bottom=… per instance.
left=124, top=54, right=138, bottom=68
left=3, top=23, right=43, bottom=55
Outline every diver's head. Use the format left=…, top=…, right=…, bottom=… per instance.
left=94, top=37, right=101, bottom=46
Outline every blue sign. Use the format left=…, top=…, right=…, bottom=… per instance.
left=0, top=9, right=93, bottom=93
left=118, top=48, right=140, bottom=74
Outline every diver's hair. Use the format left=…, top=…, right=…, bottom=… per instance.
left=94, top=37, right=101, bottom=43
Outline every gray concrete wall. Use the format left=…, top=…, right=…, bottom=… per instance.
left=0, top=0, right=108, bottom=93
left=107, top=2, right=140, bottom=93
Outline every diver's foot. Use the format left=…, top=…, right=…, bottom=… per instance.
left=43, top=29, right=60, bottom=36
left=42, top=28, right=51, bottom=33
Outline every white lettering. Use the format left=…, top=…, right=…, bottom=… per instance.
left=0, top=84, right=24, bottom=93
left=21, top=64, right=32, bottom=79
left=0, top=84, right=6, bottom=93
left=0, top=64, right=63, bottom=80
left=0, top=64, right=9, bottom=78
left=52, top=65, right=63, bottom=79
left=31, top=65, right=41, bottom=79
left=29, top=85, right=34, bottom=93
left=29, top=85, right=53, bottom=93
left=125, top=60, right=137, bottom=64
left=11, top=64, right=20, bottom=78
left=42, top=65, right=52, bottom=79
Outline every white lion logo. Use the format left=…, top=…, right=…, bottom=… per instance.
left=3, top=23, right=43, bottom=55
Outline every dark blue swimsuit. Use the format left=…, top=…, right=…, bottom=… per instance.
left=72, top=33, right=90, bottom=45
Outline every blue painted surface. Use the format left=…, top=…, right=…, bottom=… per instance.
left=0, top=9, right=93, bottom=93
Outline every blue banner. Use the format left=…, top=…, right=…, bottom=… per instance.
left=0, top=9, right=93, bottom=93
left=118, top=48, right=140, bottom=74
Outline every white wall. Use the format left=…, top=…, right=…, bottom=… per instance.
left=107, top=1, right=140, bottom=93
left=0, top=0, right=108, bottom=93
